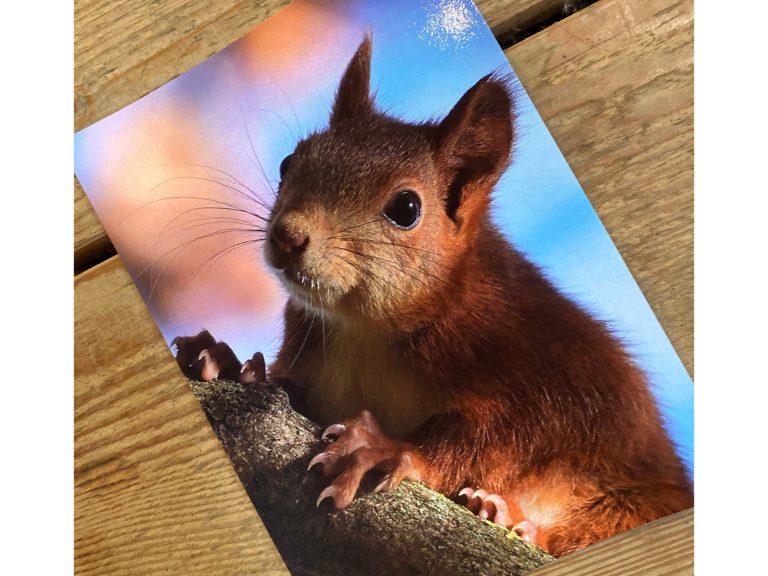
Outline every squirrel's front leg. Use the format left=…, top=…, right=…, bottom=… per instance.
left=308, top=410, right=428, bottom=508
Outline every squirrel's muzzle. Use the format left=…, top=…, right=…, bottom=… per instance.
left=271, top=223, right=309, bottom=254
left=267, top=217, right=310, bottom=270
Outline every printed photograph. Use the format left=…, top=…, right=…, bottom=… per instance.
left=74, top=0, right=693, bottom=573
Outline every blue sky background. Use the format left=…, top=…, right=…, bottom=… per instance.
left=75, top=0, right=693, bottom=475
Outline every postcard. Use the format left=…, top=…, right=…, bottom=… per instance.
left=75, top=0, right=693, bottom=573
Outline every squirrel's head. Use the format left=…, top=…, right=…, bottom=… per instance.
left=265, top=35, right=515, bottom=328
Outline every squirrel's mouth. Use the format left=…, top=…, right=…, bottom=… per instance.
left=284, top=267, right=325, bottom=292
left=279, top=265, right=346, bottom=311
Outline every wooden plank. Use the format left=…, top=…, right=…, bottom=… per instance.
left=73, top=0, right=585, bottom=269
left=75, top=0, right=694, bottom=573
left=533, top=509, right=693, bottom=576
left=75, top=257, right=289, bottom=575
left=74, top=177, right=112, bottom=269
left=485, top=0, right=572, bottom=38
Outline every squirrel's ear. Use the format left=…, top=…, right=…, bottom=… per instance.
left=330, top=35, right=374, bottom=126
left=435, top=75, right=514, bottom=224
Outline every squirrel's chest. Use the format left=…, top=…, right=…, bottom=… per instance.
left=299, top=329, right=442, bottom=439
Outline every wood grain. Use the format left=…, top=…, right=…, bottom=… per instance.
left=73, top=0, right=582, bottom=269
left=74, top=177, right=113, bottom=269
left=533, top=509, right=693, bottom=576
left=74, top=0, right=694, bottom=573
left=484, top=0, right=573, bottom=39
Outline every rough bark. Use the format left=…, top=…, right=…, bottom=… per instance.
left=190, top=378, right=554, bottom=576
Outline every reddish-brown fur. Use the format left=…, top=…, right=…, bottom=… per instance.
left=261, top=36, right=692, bottom=556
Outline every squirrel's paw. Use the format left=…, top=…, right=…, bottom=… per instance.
left=239, top=352, right=267, bottom=384
left=458, top=488, right=514, bottom=527
left=172, top=330, right=264, bottom=384
left=308, top=410, right=422, bottom=509
left=172, top=330, right=216, bottom=379
left=458, top=487, right=538, bottom=541
left=510, top=520, right=538, bottom=544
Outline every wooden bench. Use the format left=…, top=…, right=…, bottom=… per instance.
left=74, top=0, right=693, bottom=573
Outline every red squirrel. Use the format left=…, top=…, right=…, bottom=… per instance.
left=177, top=36, right=692, bottom=557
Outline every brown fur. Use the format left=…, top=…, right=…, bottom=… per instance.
left=265, top=36, right=692, bottom=556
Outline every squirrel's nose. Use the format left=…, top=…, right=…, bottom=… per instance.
left=270, top=223, right=309, bottom=254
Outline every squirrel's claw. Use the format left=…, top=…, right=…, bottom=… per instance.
left=309, top=410, right=422, bottom=509
left=321, top=423, right=346, bottom=441
left=198, top=349, right=219, bottom=381
left=197, top=342, right=241, bottom=381
left=307, top=452, right=332, bottom=472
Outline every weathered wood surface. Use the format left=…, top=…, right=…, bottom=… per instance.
left=74, top=0, right=694, bottom=573
left=74, top=177, right=113, bottom=269
left=73, top=0, right=586, bottom=269
left=532, top=508, right=693, bottom=576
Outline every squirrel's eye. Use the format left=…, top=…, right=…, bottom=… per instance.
left=383, top=190, right=422, bottom=230
left=279, top=154, right=293, bottom=179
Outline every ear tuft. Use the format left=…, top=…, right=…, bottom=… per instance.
left=435, top=74, right=514, bottom=223
left=330, top=34, right=374, bottom=126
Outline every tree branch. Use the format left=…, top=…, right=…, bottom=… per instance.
left=190, top=378, right=554, bottom=576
